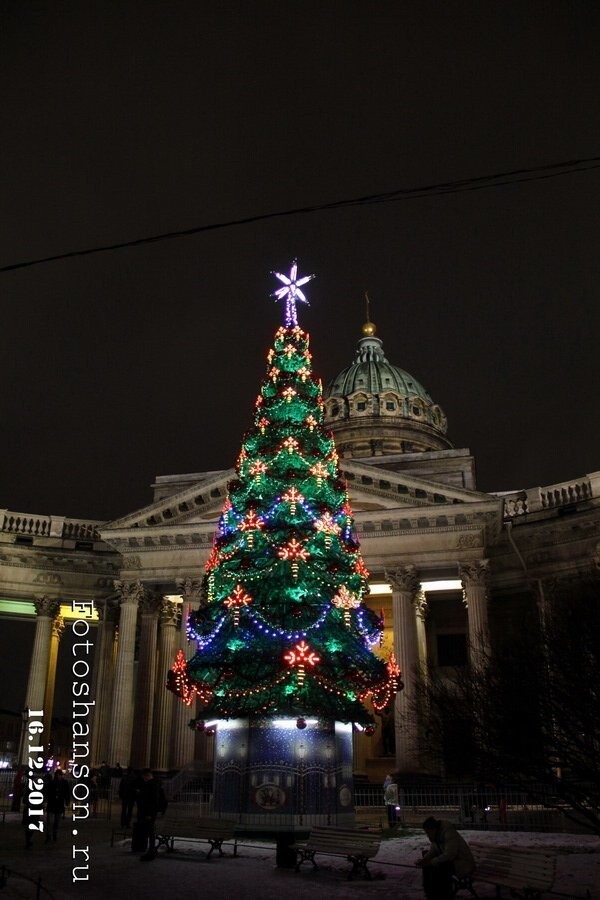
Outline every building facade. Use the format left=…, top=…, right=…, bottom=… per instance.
left=3, top=318, right=599, bottom=780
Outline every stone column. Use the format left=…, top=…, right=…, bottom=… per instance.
left=43, top=615, right=65, bottom=754
left=22, top=596, right=61, bottom=761
left=151, top=599, right=178, bottom=771
left=385, top=566, right=424, bottom=775
left=107, top=581, right=144, bottom=768
left=90, top=600, right=119, bottom=767
left=460, top=559, right=490, bottom=662
left=171, top=577, right=202, bottom=769
left=130, top=593, right=161, bottom=768
left=415, top=590, right=428, bottom=671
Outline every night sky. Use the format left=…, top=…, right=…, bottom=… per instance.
left=2, top=2, right=599, bottom=524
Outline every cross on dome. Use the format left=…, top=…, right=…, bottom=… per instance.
left=271, top=259, right=316, bottom=327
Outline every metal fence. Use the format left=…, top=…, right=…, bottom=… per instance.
left=2, top=770, right=592, bottom=834
left=354, top=782, right=592, bottom=833
left=0, top=771, right=16, bottom=816
left=0, top=865, right=55, bottom=899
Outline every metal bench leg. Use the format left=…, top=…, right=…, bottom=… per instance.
left=155, top=835, right=172, bottom=853
left=452, top=875, right=479, bottom=898
left=347, top=854, right=371, bottom=881
left=206, top=838, right=224, bottom=859
left=294, top=849, right=317, bottom=872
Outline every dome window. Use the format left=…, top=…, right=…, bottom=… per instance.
left=331, top=402, right=339, bottom=417
left=412, top=405, right=421, bottom=416
left=357, top=402, right=367, bottom=412
left=386, top=401, right=395, bottom=411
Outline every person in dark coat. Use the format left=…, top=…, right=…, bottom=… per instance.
left=136, top=768, right=161, bottom=861
left=11, top=765, right=26, bottom=812
left=119, top=766, right=137, bottom=827
left=21, top=778, right=33, bottom=849
left=416, top=816, right=475, bottom=900
left=98, top=760, right=111, bottom=797
left=43, top=769, right=70, bottom=842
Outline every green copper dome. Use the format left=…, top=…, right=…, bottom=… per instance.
left=327, top=336, right=433, bottom=400
left=324, top=330, right=452, bottom=458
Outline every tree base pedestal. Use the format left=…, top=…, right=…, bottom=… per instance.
left=212, top=717, right=355, bottom=830
left=275, top=833, right=298, bottom=868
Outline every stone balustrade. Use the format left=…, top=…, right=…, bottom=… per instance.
left=61, top=518, right=104, bottom=540
left=497, top=491, right=529, bottom=518
left=1, top=509, right=104, bottom=540
left=539, top=478, right=591, bottom=509
left=497, top=471, right=600, bottom=519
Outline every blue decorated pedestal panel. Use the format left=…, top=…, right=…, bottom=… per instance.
left=212, top=718, right=354, bottom=829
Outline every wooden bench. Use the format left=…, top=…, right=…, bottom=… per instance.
left=453, top=845, right=556, bottom=899
left=292, top=826, right=381, bottom=879
left=154, top=814, right=238, bottom=859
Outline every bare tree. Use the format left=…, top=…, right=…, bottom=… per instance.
left=413, top=576, right=600, bottom=834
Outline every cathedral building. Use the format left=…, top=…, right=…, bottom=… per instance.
left=3, top=315, right=599, bottom=780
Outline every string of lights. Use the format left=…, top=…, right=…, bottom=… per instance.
left=168, top=268, right=399, bottom=727
left=1, top=155, right=599, bottom=274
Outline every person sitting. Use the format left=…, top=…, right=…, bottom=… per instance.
left=415, top=816, right=475, bottom=900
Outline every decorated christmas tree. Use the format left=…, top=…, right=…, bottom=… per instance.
left=169, top=262, right=400, bottom=730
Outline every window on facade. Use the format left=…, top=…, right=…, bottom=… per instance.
left=357, top=402, right=366, bottom=411
left=437, top=633, right=468, bottom=667
left=412, top=405, right=421, bottom=416
left=386, top=401, right=395, bottom=410
left=331, top=403, right=339, bottom=417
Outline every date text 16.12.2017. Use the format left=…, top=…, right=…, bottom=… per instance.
left=26, top=710, right=45, bottom=833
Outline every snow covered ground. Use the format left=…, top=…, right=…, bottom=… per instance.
left=370, top=830, right=600, bottom=899
left=3, top=815, right=599, bottom=899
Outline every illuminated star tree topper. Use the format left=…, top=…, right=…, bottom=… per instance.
left=271, top=259, right=316, bottom=327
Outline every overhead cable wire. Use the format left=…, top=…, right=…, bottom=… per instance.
left=1, top=155, right=599, bottom=274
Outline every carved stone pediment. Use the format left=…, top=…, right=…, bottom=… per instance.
left=341, top=459, right=494, bottom=511
left=101, top=469, right=234, bottom=534
left=100, top=459, right=498, bottom=542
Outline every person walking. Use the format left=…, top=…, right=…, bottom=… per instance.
left=11, top=765, right=26, bottom=812
left=119, top=766, right=137, bottom=827
left=21, top=778, right=33, bottom=850
left=98, top=760, right=111, bottom=798
left=498, top=796, right=508, bottom=825
left=383, top=774, right=398, bottom=827
left=43, top=769, right=70, bottom=842
left=136, top=768, right=161, bottom=861
left=415, top=816, right=475, bottom=900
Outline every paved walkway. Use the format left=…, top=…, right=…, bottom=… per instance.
left=2, top=812, right=599, bottom=899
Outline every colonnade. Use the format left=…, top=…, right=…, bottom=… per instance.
left=385, top=559, right=490, bottom=776
left=20, top=562, right=491, bottom=775
left=19, top=579, right=203, bottom=772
